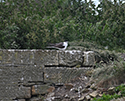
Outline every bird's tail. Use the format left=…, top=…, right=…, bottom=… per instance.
left=46, top=46, right=55, bottom=49
left=47, top=43, right=55, bottom=46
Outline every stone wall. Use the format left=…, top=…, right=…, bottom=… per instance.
left=0, top=50, right=95, bottom=101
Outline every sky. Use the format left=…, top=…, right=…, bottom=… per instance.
left=90, top=0, right=125, bottom=6
left=0, top=0, right=124, bottom=6
left=92, top=0, right=100, bottom=6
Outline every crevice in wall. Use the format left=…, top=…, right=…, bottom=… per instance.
left=28, top=81, right=45, bottom=84
left=44, top=65, right=77, bottom=68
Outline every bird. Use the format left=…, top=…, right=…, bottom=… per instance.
left=46, top=41, right=68, bottom=50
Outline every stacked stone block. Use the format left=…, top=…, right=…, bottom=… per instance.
left=0, top=49, right=95, bottom=100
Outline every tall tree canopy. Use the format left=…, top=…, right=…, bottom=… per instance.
left=0, top=0, right=125, bottom=49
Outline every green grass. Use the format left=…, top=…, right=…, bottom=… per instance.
left=92, top=84, right=125, bottom=101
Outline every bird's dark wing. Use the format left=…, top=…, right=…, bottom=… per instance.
left=55, top=42, right=65, bottom=48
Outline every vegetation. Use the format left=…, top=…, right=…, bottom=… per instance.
left=90, top=53, right=125, bottom=101
left=0, top=1, right=125, bottom=100
left=92, top=84, right=125, bottom=101
left=0, top=0, right=125, bottom=49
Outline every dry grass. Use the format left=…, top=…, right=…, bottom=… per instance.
left=91, top=60, right=125, bottom=88
left=68, top=40, right=125, bottom=88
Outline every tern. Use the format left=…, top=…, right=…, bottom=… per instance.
left=46, top=41, right=68, bottom=50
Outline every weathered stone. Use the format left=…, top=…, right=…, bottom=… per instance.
left=65, top=83, right=74, bottom=90
left=78, top=96, right=85, bottom=101
left=45, top=93, right=55, bottom=101
left=16, top=86, right=31, bottom=99
left=85, top=70, right=94, bottom=77
left=18, top=66, right=44, bottom=83
left=0, top=50, right=2, bottom=61
left=54, top=96, right=63, bottom=100
left=85, top=95, right=91, bottom=101
left=0, top=49, right=95, bottom=100
left=44, top=67, right=90, bottom=83
left=55, top=83, right=64, bottom=86
left=0, top=66, right=44, bottom=100
left=98, top=94, right=103, bottom=97
left=0, top=50, right=59, bottom=67
left=118, top=91, right=121, bottom=96
left=69, top=96, right=78, bottom=101
left=0, top=84, right=31, bottom=100
left=1, top=50, right=14, bottom=64
left=107, top=87, right=115, bottom=95
left=0, top=50, right=97, bottom=67
left=94, top=51, right=101, bottom=63
left=81, top=88, right=91, bottom=93
left=64, top=94, right=70, bottom=98
left=14, top=50, right=34, bottom=66
left=83, top=51, right=95, bottom=66
left=32, top=85, right=54, bottom=95
left=89, top=91, right=98, bottom=98
left=34, top=50, right=58, bottom=66
left=47, top=86, right=55, bottom=93
left=17, top=99, right=26, bottom=101
left=0, top=84, right=18, bottom=100
left=28, top=97, right=44, bottom=101
left=58, top=50, right=83, bottom=66
left=90, top=83, right=97, bottom=90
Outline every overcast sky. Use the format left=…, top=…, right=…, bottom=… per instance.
left=90, top=0, right=125, bottom=6
left=0, top=0, right=124, bottom=6
left=92, top=0, right=100, bottom=6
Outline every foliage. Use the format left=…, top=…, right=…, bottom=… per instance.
left=92, top=93, right=120, bottom=101
left=92, top=84, right=125, bottom=101
left=0, top=0, right=125, bottom=49
left=0, top=24, right=20, bottom=48
left=115, top=84, right=125, bottom=96
left=91, top=60, right=125, bottom=101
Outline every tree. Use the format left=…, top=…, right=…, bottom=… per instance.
left=0, top=0, right=124, bottom=49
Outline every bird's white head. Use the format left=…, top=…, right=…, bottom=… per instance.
left=63, top=41, right=68, bottom=50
